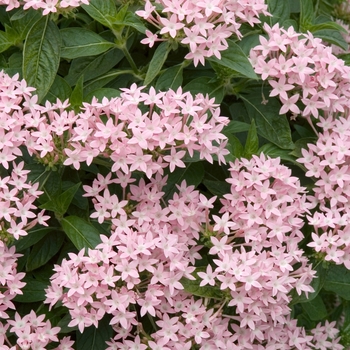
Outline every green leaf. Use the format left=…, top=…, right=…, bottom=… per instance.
left=223, top=120, right=251, bottom=134
left=111, top=10, right=147, bottom=34
left=144, top=42, right=170, bottom=86
left=60, top=28, right=115, bottom=59
left=0, top=30, right=14, bottom=53
left=163, top=162, right=204, bottom=200
left=313, top=29, right=348, bottom=50
left=180, top=267, right=222, bottom=299
left=156, top=64, right=183, bottom=91
left=309, top=21, right=348, bottom=34
left=224, top=132, right=244, bottom=161
left=267, top=0, right=290, bottom=26
left=203, top=179, right=230, bottom=196
left=70, top=74, right=84, bottom=110
left=40, top=182, right=81, bottom=217
left=23, top=16, right=61, bottom=103
left=324, top=264, right=350, bottom=300
left=301, top=295, right=328, bottom=321
left=183, top=77, right=224, bottom=104
left=13, top=227, right=52, bottom=252
left=61, top=216, right=101, bottom=251
left=258, top=143, right=298, bottom=164
left=240, top=88, right=294, bottom=150
left=207, top=39, right=258, bottom=80
left=243, top=119, right=259, bottom=158
left=11, top=8, right=41, bottom=40
left=85, top=88, right=120, bottom=102
left=14, top=277, right=48, bottom=302
left=76, top=315, right=113, bottom=347
left=26, top=231, right=65, bottom=271
left=65, top=48, right=124, bottom=86
left=299, top=0, right=315, bottom=30
left=81, top=0, right=117, bottom=28
left=43, top=75, right=72, bottom=103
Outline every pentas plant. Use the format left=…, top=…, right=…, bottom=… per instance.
left=137, top=0, right=270, bottom=66
left=0, top=0, right=350, bottom=349
left=249, top=23, right=350, bottom=128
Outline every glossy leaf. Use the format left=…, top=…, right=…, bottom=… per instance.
left=26, top=231, right=65, bottom=271
left=60, top=28, right=115, bottom=59
left=81, top=0, right=117, bottom=28
left=23, top=16, right=61, bottom=102
left=14, top=277, right=48, bottom=302
left=144, top=42, right=170, bottom=86
left=240, top=88, right=294, bottom=150
left=207, top=39, right=258, bottom=80
left=61, top=216, right=101, bottom=251
left=156, top=64, right=183, bottom=91
left=13, top=227, right=53, bottom=252
left=301, top=295, right=328, bottom=321
left=44, top=75, right=72, bottom=103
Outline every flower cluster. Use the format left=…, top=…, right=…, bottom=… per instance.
left=297, top=116, right=350, bottom=267
left=0, top=161, right=48, bottom=241
left=0, top=243, right=25, bottom=321
left=250, top=23, right=350, bottom=125
left=64, top=85, right=229, bottom=178
left=0, top=0, right=89, bottom=14
left=3, top=310, right=74, bottom=350
left=137, top=0, right=270, bottom=66
left=202, top=153, right=318, bottom=348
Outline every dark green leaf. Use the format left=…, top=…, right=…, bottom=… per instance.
left=40, top=182, right=81, bottom=216
left=23, top=17, right=61, bottom=102
left=81, top=0, right=117, bottom=28
left=112, top=11, right=147, bottom=34
left=11, top=8, right=41, bottom=40
left=156, top=64, right=183, bottom=91
left=240, top=88, right=294, bottom=149
left=43, top=75, right=72, bottom=103
left=258, top=143, right=297, bottom=164
left=313, top=29, right=348, bottom=50
left=163, top=162, right=204, bottom=200
left=324, top=264, right=350, bottom=300
left=85, top=88, right=120, bottom=102
left=180, top=267, right=222, bottom=299
left=60, top=28, right=114, bottom=59
left=267, top=0, right=290, bottom=26
left=70, top=74, right=84, bottom=110
left=61, top=216, right=101, bottom=251
left=243, top=119, right=259, bottom=158
left=207, top=39, right=258, bottom=80
left=223, top=120, right=251, bottom=134
left=14, top=277, right=48, bottom=302
left=203, top=179, right=230, bottom=196
left=183, top=77, right=224, bottom=104
left=224, top=132, right=244, bottom=161
left=144, top=42, right=170, bottom=86
left=13, top=227, right=53, bottom=252
left=26, top=231, right=65, bottom=271
left=301, top=295, right=328, bottom=321
left=299, top=0, right=315, bottom=30
left=0, top=30, right=14, bottom=53
left=65, top=48, right=124, bottom=86
left=76, top=314, right=113, bottom=347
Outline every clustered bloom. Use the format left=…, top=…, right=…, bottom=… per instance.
left=137, top=0, right=270, bottom=66
left=0, top=161, right=48, bottom=241
left=0, top=0, right=89, bottom=14
left=0, top=243, right=25, bottom=320
left=297, top=116, right=350, bottom=268
left=4, top=310, right=74, bottom=350
left=250, top=23, right=350, bottom=125
left=44, top=154, right=343, bottom=349
left=64, top=85, right=229, bottom=178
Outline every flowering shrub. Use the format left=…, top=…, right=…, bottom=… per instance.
left=0, top=0, right=350, bottom=349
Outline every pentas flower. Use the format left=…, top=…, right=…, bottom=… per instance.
left=64, top=85, right=229, bottom=178
left=297, top=116, right=350, bottom=268
left=137, top=0, right=270, bottom=66
left=194, top=152, right=322, bottom=347
left=4, top=310, right=74, bottom=349
left=0, top=0, right=89, bottom=14
left=0, top=161, right=48, bottom=241
left=250, top=23, right=350, bottom=126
